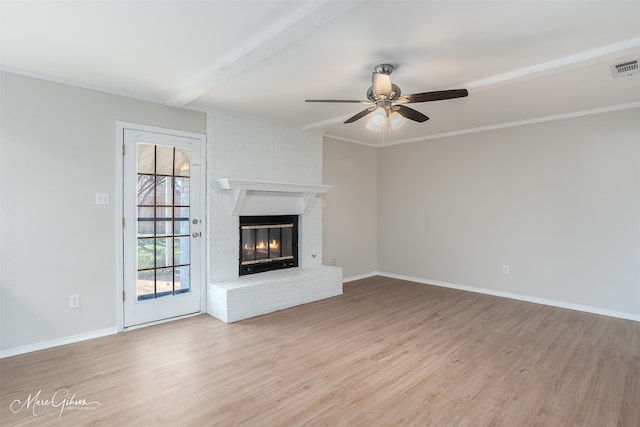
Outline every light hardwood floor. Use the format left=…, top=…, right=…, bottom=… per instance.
left=1, top=276, right=639, bottom=426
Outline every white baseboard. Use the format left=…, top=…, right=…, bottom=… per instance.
left=377, top=271, right=640, bottom=322
left=343, top=271, right=380, bottom=283
left=0, top=327, right=118, bottom=359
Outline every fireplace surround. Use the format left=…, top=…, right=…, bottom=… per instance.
left=209, top=175, right=341, bottom=323
left=239, top=215, right=298, bottom=275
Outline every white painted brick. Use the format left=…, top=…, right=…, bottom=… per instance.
left=208, top=266, right=342, bottom=323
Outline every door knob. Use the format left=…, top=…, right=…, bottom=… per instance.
left=192, top=232, right=201, bottom=238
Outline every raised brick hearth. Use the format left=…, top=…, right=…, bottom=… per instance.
left=208, top=265, right=342, bottom=322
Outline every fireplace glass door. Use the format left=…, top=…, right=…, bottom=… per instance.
left=240, top=216, right=298, bottom=275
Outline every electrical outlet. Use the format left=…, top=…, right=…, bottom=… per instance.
left=503, top=265, right=510, bottom=274
left=69, top=294, right=80, bottom=309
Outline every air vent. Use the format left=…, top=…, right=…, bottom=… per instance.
left=610, top=59, right=638, bottom=78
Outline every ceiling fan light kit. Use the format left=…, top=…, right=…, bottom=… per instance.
left=306, top=63, right=468, bottom=131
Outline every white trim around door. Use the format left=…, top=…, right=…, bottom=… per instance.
left=116, top=121, right=206, bottom=331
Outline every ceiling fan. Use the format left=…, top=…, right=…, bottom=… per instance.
left=305, top=64, right=468, bottom=128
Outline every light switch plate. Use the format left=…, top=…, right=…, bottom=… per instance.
left=95, top=193, right=110, bottom=205
left=69, top=294, right=80, bottom=309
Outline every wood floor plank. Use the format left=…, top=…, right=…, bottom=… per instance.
left=1, top=276, right=638, bottom=426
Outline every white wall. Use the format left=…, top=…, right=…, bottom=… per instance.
left=207, top=109, right=324, bottom=282
left=377, top=109, right=640, bottom=316
left=0, top=72, right=205, bottom=352
left=323, top=138, right=378, bottom=279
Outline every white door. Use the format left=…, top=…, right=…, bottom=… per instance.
left=122, top=127, right=205, bottom=328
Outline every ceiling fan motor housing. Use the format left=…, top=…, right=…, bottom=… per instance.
left=374, top=63, right=394, bottom=75
left=367, top=84, right=401, bottom=102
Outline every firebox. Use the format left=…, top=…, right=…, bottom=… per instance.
left=239, top=215, right=298, bottom=275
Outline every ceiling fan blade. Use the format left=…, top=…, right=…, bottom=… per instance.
left=395, top=105, right=429, bottom=122
left=372, top=73, right=392, bottom=97
left=344, top=107, right=376, bottom=123
left=398, top=89, right=468, bottom=104
left=306, top=99, right=370, bottom=104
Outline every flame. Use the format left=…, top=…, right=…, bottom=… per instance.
left=252, top=240, right=279, bottom=250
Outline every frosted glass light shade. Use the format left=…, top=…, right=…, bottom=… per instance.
left=389, top=111, right=406, bottom=130
left=367, top=108, right=387, bottom=130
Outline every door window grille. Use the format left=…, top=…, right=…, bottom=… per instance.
left=136, top=143, right=191, bottom=300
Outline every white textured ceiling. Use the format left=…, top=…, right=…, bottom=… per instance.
left=2, top=0, right=639, bottom=146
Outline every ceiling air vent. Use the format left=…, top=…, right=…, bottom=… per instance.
left=610, top=59, right=638, bottom=78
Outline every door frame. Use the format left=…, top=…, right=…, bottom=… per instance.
left=115, top=121, right=207, bottom=331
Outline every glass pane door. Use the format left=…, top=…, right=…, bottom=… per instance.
left=122, top=127, right=203, bottom=328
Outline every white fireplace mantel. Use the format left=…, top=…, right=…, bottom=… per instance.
left=216, top=178, right=331, bottom=215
